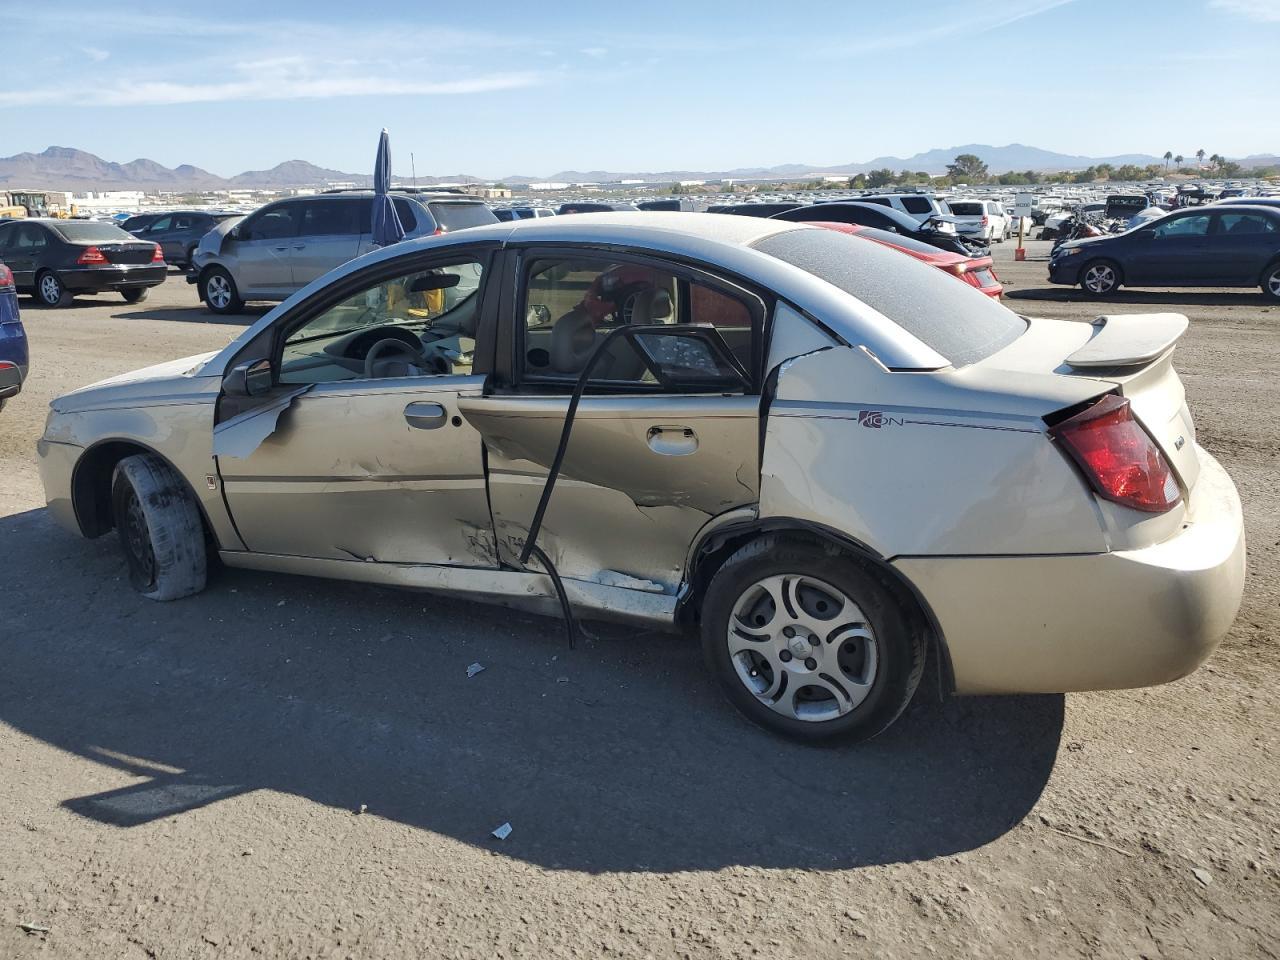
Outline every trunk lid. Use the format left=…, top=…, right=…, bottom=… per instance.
left=979, top=313, right=1199, bottom=491
left=93, top=242, right=158, bottom=265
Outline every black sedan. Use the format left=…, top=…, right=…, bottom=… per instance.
left=0, top=219, right=167, bottom=307
left=128, top=210, right=240, bottom=267
left=1049, top=204, right=1280, bottom=301
left=769, top=202, right=977, bottom=255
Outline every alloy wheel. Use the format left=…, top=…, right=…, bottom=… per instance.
left=40, top=274, right=62, bottom=304
left=726, top=574, right=878, bottom=723
left=206, top=274, right=232, bottom=309
left=1083, top=264, right=1116, bottom=294
left=1268, top=269, right=1280, bottom=298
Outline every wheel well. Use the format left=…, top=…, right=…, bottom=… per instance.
left=71, top=442, right=214, bottom=547
left=679, top=521, right=955, bottom=694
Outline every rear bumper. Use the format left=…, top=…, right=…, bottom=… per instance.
left=895, top=449, right=1245, bottom=695
left=60, top=265, right=168, bottom=292
left=36, top=437, right=83, bottom=534
left=0, top=360, right=25, bottom=399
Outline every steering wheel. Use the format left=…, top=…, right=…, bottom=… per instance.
left=363, top=337, right=424, bottom=379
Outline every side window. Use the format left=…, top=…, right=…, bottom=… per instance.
left=520, top=257, right=756, bottom=390
left=278, top=259, right=485, bottom=385
left=172, top=214, right=197, bottom=231
left=244, top=206, right=299, bottom=241
left=1219, top=213, right=1275, bottom=236
left=1153, top=215, right=1210, bottom=240
left=297, top=200, right=359, bottom=237
left=16, top=225, right=47, bottom=250
left=146, top=216, right=172, bottom=233
left=861, top=197, right=890, bottom=207
left=0, top=224, right=14, bottom=249
left=900, top=197, right=932, bottom=215
left=392, top=197, right=418, bottom=232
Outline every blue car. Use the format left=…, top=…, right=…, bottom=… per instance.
left=0, top=259, right=28, bottom=411
left=1049, top=203, right=1280, bottom=301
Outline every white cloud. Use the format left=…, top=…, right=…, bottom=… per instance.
left=1209, top=0, right=1280, bottom=20
left=81, top=47, right=110, bottom=63
left=832, top=0, right=1080, bottom=54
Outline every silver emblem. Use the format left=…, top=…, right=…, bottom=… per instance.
left=1174, top=436, right=1185, bottom=451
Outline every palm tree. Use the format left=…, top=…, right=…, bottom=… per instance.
left=1163, top=151, right=1173, bottom=173
left=1209, top=153, right=1223, bottom=171
left=1175, top=154, right=1184, bottom=169
left=1196, top=149, right=1206, bottom=168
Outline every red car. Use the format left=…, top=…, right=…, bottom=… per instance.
left=811, top=222, right=1004, bottom=298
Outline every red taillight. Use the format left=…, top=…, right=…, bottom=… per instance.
left=980, top=215, right=989, bottom=226
left=0, top=263, right=12, bottom=286
left=77, top=246, right=108, bottom=265
left=151, top=243, right=165, bottom=263
left=1049, top=395, right=1180, bottom=513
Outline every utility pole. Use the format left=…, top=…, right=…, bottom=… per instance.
left=411, top=153, right=417, bottom=189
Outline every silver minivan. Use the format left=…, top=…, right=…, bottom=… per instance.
left=188, top=192, right=497, bottom=314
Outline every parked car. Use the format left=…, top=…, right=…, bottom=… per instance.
left=1049, top=204, right=1280, bottom=300
left=0, top=259, right=28, bottom=411
left=1006, top=213, right=1033, bottom=237
left=811, top=222, right=1003, bottom=297
left=189, top=192, right=498, bottom=315
left=557, top=201, right=639, bottom=214
left=854, top=193, right=950, bottom=225
left=770, top=202, right=976, bottom=255
left=945, top=199, right=1011, bottom=242
left=0, top=219, right=166, bottom=307
left=38, top=213, right=1244, bottom=743
left=129, top=210, right=241, bottom=268
left=1217, top=197, right=1280, bottom=210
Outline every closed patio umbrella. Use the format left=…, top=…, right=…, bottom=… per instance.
left=371, top=128, right=405, bottom=247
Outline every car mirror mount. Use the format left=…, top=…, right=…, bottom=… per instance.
left=224, top=358, right=274, bottom=398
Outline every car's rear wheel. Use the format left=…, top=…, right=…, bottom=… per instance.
left=110, top=453, right=207, bottom=601
left=701, top=536, right=924, bottom=743
left=122, top=288, right=148, bottom=304
left=34, top=270, right=70, bottom=307
left=1262, top=261, right=1280, bottom=303
left=1080, top=260, right=1122, bottom=296
left=201, top=267, right=244, bottom=315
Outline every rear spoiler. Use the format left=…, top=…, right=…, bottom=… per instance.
left=1066, top=313, right=1189, bottom=370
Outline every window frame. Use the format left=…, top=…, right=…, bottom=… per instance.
left=497, top=244, right=770, bottom=397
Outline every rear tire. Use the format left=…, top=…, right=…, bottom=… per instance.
left=122, top=288, right=148, bottom=304
left=1262, top=261, right=1280, bottom=303
left=700, top=535, right=925, bottom=743
left=201, top=266, right=244, bottom=315
left=1080, top=259, right=1122, bottom=296
left=34, top=270, right=71, bottom=307
left=110, top=453, right=207, bottom=601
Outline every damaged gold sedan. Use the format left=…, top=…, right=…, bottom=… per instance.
left=37, top=214, right=1246, bottom=741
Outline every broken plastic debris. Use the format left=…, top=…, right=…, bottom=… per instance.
left=466, top=662, right=485, bottom=678
left=19, top=922, right=50, bottom=935
left=491, top=822, right=512, bottom=840
left=212, top=385, right=312, bottom=459
left=1192, top=867, right=1212, bottom=887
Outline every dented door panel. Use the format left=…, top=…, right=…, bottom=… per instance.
left=219, top=375, right=496, bottom=565
left=459, top=394, right=759, bottom=590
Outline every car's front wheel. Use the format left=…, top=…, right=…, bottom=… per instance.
left=201, top=266, right=244, bottom=315
left=34, top=270, right=71, bottom=307
left=111, top=453, right=207, bottom=601
left=1080, top=260, right=1122, bottom=296
left=701, top=536, right=924, bottom=743
left=1262, top=261, right=1280, bottom=303
left=122, top=288, right=148, bottom=304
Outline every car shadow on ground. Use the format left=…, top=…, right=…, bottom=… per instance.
left=1006, top=287, right=1272, bottom=308
left=0, top=507, right=1064, bottom=873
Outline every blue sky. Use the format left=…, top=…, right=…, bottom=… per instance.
left=0, top=0, right=1274, bottom=178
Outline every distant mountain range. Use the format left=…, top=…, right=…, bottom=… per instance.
left=2, top=144, right=1275, bottom=193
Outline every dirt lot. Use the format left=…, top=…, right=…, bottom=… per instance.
left=1, top=247, right=1277, bottom=959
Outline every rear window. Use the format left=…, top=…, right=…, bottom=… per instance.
left=754, top=228, right=1025, bottom=366
left=392, top=197, right=419, bottom=231
left=52, top=221, right=134, bottom=243
left=899, top=196, right=935, bottom=215
left=947, top=202, right=983, bottom=216
left=428, top=201, right=498, bottom=232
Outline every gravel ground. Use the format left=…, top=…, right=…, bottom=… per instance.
left=1, top=249, right=1277, bottom=959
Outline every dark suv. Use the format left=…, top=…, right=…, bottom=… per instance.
left=129, top=210, right=241, bottom=268
left=188, top=192, right=498, bottom=314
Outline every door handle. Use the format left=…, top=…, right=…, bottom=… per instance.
left=293, top=244, right=305, bottom=250
left=646, top=424, right=698, bottom=456
left=404, top=401, right=447, bottom=429
left=273, top=245, right=289, bottom=251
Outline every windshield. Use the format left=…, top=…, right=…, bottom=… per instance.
left=53, top=221, right=135, bottom=243
left=754, top=228, right=1025, bottom=366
